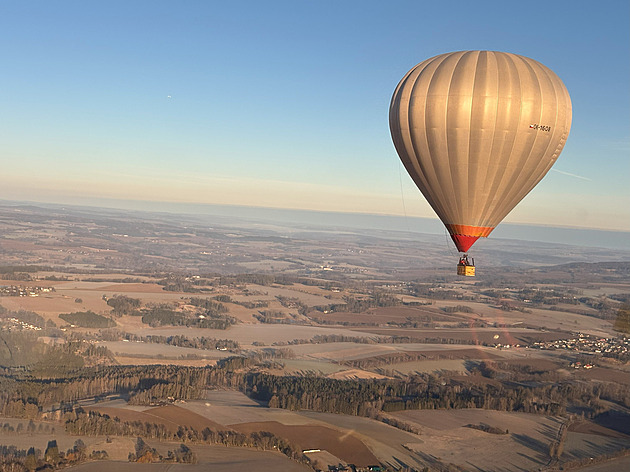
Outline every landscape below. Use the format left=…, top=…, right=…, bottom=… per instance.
left=0, top=202, right=629, bottom=472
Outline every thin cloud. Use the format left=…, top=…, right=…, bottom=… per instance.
left=551, top=168, right=592, bottom=181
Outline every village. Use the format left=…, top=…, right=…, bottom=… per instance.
left=530, top=332, right=630, bottom=361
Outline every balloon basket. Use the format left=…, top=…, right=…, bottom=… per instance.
left=457, top=264, right=475, bottom=277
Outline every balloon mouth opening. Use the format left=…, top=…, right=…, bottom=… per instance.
left=446, top=225, right=494, bottom=252
left=451, top=234, right=480, bottom=252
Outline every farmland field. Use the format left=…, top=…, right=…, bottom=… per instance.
left=232, top=421, right=379, bottom=466
left=85, top=405, right=225, bottom=433
left=388, top=409, right=630, bottom=471
left=101, top=341, right=231, bottom=362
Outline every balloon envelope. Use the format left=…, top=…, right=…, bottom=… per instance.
left=389, top=51, right=572, bottom=252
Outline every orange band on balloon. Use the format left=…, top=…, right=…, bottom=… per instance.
left=445, top=224, right=494, bottom=237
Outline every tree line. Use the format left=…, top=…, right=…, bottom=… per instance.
left=63, top=410, right=310, bottom=468
left=2, top=359, right=629, bottom=421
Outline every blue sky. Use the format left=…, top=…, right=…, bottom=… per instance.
left=1, top=0, right=628, bottom=231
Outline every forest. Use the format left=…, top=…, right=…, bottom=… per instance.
left=1, top=353, right=629, bottom=426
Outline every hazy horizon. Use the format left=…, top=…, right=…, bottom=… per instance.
left=4, top=197, right=629, bottom=251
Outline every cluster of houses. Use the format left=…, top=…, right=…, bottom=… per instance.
left=530, top=333, right=629, bottom=359
left=4, top=317, right=42, bottom=331
left=0, top=285, right=54, bottom=297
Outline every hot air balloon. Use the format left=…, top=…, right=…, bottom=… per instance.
left=389, top=50, right=572, bottom=276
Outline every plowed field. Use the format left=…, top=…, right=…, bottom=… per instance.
left=230, top=420, right=378, bottom=466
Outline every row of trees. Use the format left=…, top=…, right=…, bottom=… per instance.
left=129, top=438, right=196, bottom=464
left=2, top=420, right=54, bottom=434
left=63, top=411, right=309, bottom=467
left=0, top=439, right=107, bottom=471
left=213, top=294, right=268, bottom=309
left=341, top=351, right=472, bottom=370
left=132, top=333, right=239, bottom=351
